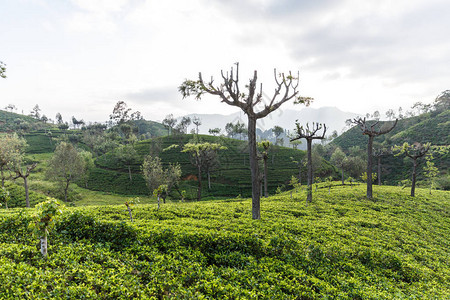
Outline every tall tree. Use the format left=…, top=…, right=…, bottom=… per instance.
left=330, top=147, right=347, bottom=185
left=0, top=61, right=6, bottom=78
left=272, top=126, right=284, bottom=146
left=182, top=142, right=226, bottom=201
left=114, top=145, right=138, bottom=181
left=351, top=117, right=397, bottom=199
left=291, top=122, right=327, bottom=203
left=258, top=140, right=271, bottom=197
left=55, top=112, right=63, bottom=125
left=179, top=63, right=311, bottom=219
left=392, top=142, right=430, bottom=197
left=192, top=116, right=202, bottom=135
left=46, top=142, right=85, bottom=202
left=175, top=116, right=191, bottom=134
left=373, top=143, right=390, bottom=186
left=30, top=104, right=41, bottom=119
left=162, top=114, right=177, bottom=135
left=0, top=134, right=27, bottom=187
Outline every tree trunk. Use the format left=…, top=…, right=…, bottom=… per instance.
left=306, top=139, right=313, bottom=203
left=341, top=168, right=344, bottom=185
left=1, top=167, right=4, bottom=188
left=263, top=156, right=268, bottom=198
left=40, top=232, right=48, bottom=256
left=127, top=205, right=133, bottom=221
left=411, top=158, right=417, bottom=197
left=24, top=176, right=30, bottom=208
left=366, top=136, right=374, bottom=199
left=197, top=165, right=202, bottom=201
left=298, top=165, right=301, bottom=184
left=64, top=179, right=70, bottom=202
left=377, top=156, right=382, bottom=186
left=207, top=170, right=211, bottom=190
left=128, top=165, right=132, bottom=181
left=157, top=194, right=160, bottom=210
left=248, top=116, right=260, bottom=219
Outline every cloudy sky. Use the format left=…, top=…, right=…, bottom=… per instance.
left=1, top=0, right=449, bottom=124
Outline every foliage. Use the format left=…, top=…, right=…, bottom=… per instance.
left=0, top=187, right=10, bottom=208
left=28, top=198, right=64, bottom=237
left=0, top=185, right=449, bottom=298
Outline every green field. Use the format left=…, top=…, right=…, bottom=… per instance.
left=1, top=184, right=449, bottom=299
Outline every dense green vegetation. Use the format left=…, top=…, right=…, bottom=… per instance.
left=90, top=134, right=337, bottom=198
left=0, top=110, right=53, bottom=133
left=1, top=185, right=449, bottom=298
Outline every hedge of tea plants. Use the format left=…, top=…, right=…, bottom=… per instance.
left=0, top=185, right=449, bottom=299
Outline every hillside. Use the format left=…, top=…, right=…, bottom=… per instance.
left=89, top=134, right=337, bottom=198
left=1, top=185, right=449, bottom=298
left=331, top=109, right=450, bottom=187
left=0, top=109, right=54, bottom=132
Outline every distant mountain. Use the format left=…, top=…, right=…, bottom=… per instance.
left=179, top=106, right=359, bottom=137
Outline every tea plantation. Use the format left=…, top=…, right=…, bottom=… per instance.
left=1, top=184, right=449, bottom=299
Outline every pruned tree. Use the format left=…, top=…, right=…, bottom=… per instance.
left=46, top=142, right=85, bottom=202
left=373, top=143, right=390, bottom=186
left=182, top=142, right=226, bottom=201
left=179, top=63, right=311, bottom=219
left=392, top=142, right=430, bottom=197
left=291, top=122, right=327, bottom=203
left=258, top=140, right=271, bottom=198
left=192, top=116, right=202, bottom=135
left=351, top=117, right=397, bottom=199
left=162, top=114, right=177, bottom=135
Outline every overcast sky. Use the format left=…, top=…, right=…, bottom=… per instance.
left=1, top=0, right=449, bottom=124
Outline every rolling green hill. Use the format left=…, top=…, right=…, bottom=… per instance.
left=89, top=134, right=337, bottom=198
left=331, top=109, right=449, bottom=187
left=0, top=109, right=54, bottom=133
left=1, top=185, right=449, bottom=298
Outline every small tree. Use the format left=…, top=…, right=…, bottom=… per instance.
left=124, top=197, right=140, bottom=221
left=46, top=142, right=85, bottom=202
left=192, top=116, right=202, bottom=135
left=393, top=142, right=430, bottom=197
left=114, top=145, right=138, bottom=182
left=272, top=126, right=284, bottom=146
left=330, top=147, right=347, bottom=185
left=182, top=142, right=226, bottom=201
left=351, top=117, right=397, bottom=199
left=0, top=187, right=10, bottom=209
left=291, top=122, right=327, bottom=203
left=153, top=185, right=167, bottom=210
left=142, top=156, right=181, bottom=204
left=30, top=104, right=41, bottom=119
left=29, top=198, right=64, bottom=256
left=0, top=133, right=28, bottom=187
left=162, top=114, right=177, bottom=135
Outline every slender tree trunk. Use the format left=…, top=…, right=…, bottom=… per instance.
left=298, top=165, right=301, bottom=184
left=64, top=179, right=70, bottom=202
left=40, top=232, right=48, bottom=256
left=197, top=165, right=202, bottom=201
left=341, top=168, right=344, bottom=185
left=128, top=165, right=132, bottom=181
left=367, top=136, right=374, bottom=199
left=127, top=205, right=133, bottom=221
left=411, top=158, right=417, bottom=197
left=157, top=194, right=160, bottom=210
left=377, top=156, right=382, bottom=186
left=24, top=176, right=30, bottom=208
left=207, top=170, right=211, bottom=190
left=1, top=166, right=4, bottom=188
left=306, top=139, right=313, bottom=203
left=248, top=116, right=260, bottom=219
left=263, top=156, right=268, bottom=198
